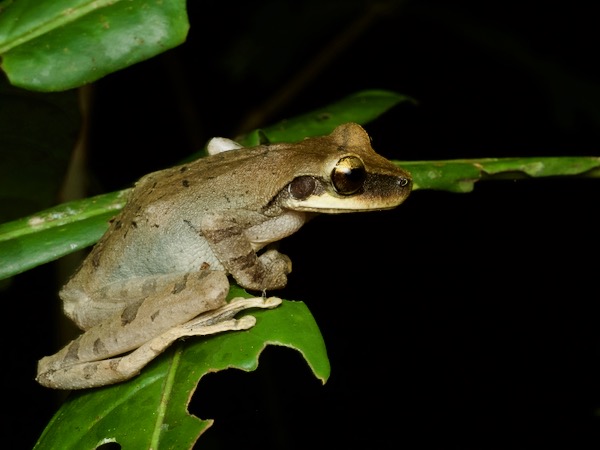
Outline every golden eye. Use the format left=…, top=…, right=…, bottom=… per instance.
left=331, top=155, right=366, bottom=195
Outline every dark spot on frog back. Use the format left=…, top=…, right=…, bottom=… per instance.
left=91, top=246, right=103, bottom=268
left=121, top=300, right=143, bottom=326
left=82, top=362, right=99, bottom=379
left=93, top=338, right=107, bottom=356
left=172, top=273, right=190, bottom=294
left=63, top=339, right=81, bottom=363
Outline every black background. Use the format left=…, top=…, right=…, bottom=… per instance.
left=3, top=1, right=600, bottom=448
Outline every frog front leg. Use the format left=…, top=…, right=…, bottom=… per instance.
left=37, top=270, right=280, bottom=389
left=201, top=211, right=304, bottom=291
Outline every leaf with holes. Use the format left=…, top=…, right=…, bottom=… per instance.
left=34, top=296, right=329, bottom=449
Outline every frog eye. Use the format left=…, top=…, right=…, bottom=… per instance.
left=331, top=155, right=366, bottom=195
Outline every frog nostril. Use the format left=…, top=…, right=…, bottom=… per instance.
left=398, top=177, right=410, bottom=187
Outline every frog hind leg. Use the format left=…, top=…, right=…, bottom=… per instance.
left=36, top=268, right=281, bottom=389
left=37, top=296, right=281, bottom=389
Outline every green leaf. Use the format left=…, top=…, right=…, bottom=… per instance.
left=3, top=154, right=600, bottom=280
left=403, top=156, right=600, bottom=193
left=0, top=189, right=128, bottom=279
left=34, top=297, right=330, bottom=450
left=236, top=89, right=416, bottom=146
left=0, top=0, right=189, bottom=91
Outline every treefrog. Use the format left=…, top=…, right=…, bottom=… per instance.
left=36, top=123, right=412, bottom=390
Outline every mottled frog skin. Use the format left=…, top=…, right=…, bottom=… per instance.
left=37, top=123, right=412, bottom=389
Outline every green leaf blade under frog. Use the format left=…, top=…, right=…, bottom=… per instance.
left=34, top=298, right=329, bottom=450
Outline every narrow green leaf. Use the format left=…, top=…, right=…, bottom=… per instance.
left=403, top=156, right=600, bottom=193
left=477, top=156, right=600, bottom=177
left=190, top=89, right=413, bottom=158
left=34, top=298, right=329, bottom=450
left=0, top=190, right=128, bottom=279
left=0, top=0, right=189, bottom=91
left=3, top=154, right=600, bottom=280
left=236, top=89, right=416, bottom=146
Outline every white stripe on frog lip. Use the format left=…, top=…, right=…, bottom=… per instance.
left=282, top=195, right=408, bottom=213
